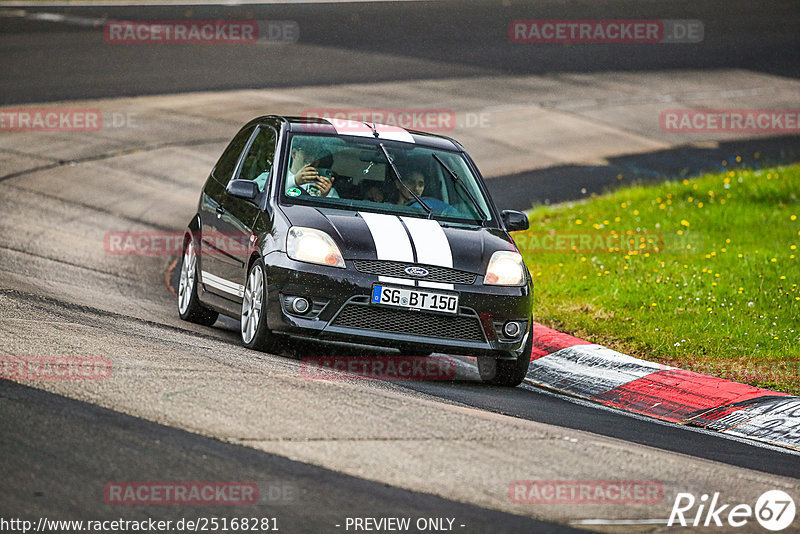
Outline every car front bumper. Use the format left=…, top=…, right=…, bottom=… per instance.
left=263, top=253, right=533, bottom=359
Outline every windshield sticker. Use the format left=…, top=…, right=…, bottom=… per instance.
left=286, top=187, right=302, bottom=197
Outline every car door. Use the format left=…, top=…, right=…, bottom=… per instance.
left=198, top=124, right=257, bottom=300
left=214, top=124, right=278, bottom=298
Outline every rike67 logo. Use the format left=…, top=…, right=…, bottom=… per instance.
left=669, top=490, right=796, bottom=531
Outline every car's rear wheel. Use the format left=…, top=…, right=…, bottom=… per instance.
left=478, top=331, right=533, bottom=387
left=177, top=239, right=219, bottom=326
left=241, top=259, right=274, bottom=351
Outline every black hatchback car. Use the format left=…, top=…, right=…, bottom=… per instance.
left=178, top=115, right=534, bottom=386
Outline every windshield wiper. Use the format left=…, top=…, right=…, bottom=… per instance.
left=378, top=143, right=433, bottom=218
left=432, top=153, right=487, bottom=225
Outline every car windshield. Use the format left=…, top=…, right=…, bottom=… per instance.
left=281, top=134, right=493, bottom=224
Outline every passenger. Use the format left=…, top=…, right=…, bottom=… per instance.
left=287, top=140, right=339, bottom=198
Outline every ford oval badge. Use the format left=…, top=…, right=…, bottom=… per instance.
left=405, top=266, right=429, bottom=277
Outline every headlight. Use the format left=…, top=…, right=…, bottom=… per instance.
left=287, top=227, right=345, bottom=268
left=484, top=251, right=526, bottom=286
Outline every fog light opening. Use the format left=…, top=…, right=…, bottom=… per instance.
left=290, top=297, right=310, bottom=314
left=503, top=321, right=521, bottom=338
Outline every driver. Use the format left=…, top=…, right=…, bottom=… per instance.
left=363, top=171, right=426, bottom=204
left=287, top=140, right=339, bottom=198
left=395, top=171, right=426, bottom=204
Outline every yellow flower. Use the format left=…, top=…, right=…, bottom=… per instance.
left=792, top=215, right=797, bottom=221
left=575, top=219, right=583, bottom=225
left=680, top=220, right=690, bottom=227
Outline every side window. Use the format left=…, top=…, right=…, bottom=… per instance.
left=212, top=125, right=256, bottom=186
left=238, top=127, right=277, bottom=192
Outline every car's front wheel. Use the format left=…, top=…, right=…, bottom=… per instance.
left=177, top=239, right=219, bottom=326
left=478, top=331, right=533, bottom=387
left=241, top=259, right=274, bottom=351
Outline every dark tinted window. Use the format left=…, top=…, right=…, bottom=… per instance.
left=238, top=127, right=277, bottom=191
left=212, top=125, right=256, bottom=185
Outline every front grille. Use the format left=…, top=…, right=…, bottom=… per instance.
left=330, top=303, right=485, bottom=342
left=353, top=259, right=476, bottom=285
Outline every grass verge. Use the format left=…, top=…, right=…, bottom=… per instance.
left=514, top=163, right=800, bottom=395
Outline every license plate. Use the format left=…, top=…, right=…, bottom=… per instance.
left=371, top=284, right=459, bottom=314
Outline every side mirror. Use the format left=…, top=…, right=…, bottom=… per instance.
left=501, top=210, right=529, bottom=232
left=226, top=179, right=259, bottom=201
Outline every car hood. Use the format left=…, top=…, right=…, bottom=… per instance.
left=280, top=204, right=518, bottom=274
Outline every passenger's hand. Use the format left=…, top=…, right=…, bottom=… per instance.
left=295, top=165, right=319, bottom=186
left=315, top=175, right=334, bottom=197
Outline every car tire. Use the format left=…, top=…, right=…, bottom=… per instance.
left=177, top=239, right=219, bottom=326
left=479, top=329, right=533, bottom=387
left=240, top=258, right=275, bottom=351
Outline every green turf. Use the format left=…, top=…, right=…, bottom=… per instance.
left=514, top=163, right=800, bottom=395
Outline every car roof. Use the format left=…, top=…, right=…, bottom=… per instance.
left=248, top=115, right=463, bottom=152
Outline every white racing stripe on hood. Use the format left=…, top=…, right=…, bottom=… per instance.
left=359, top=211, right=415, bottom=286
left=400, top=217, right=454, bottom=290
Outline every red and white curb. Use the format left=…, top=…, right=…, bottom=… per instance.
left=525, top=323, right=800, bottom=451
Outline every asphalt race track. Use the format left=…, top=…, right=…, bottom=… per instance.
left=1, top=1, right=799, bottom=533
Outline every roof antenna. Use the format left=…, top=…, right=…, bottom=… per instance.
left=369, top=122, right=379, bottom=138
